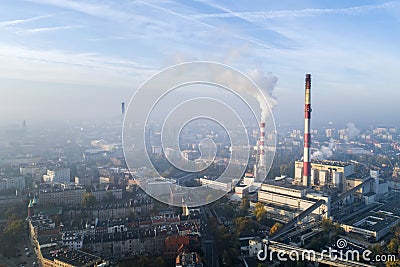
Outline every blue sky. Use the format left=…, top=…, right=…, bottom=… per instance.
left=0, top=0, right=399, bottom=127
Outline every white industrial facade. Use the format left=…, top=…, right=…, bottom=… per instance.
left=258, top=179, right=330, bottom=218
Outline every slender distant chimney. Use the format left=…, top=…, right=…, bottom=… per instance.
left=303, top=74, right=312, bottom=188
left=121, top=102, right=125, bottom=115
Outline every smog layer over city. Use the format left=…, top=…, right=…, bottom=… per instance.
left=1, top=1, right=400, bottom=267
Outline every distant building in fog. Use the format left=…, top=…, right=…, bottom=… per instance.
left=38, top=184, right=85, bottom=206
left=0, top=176, right=26, bottom=191
left=43, top=168, right=70, bottom=183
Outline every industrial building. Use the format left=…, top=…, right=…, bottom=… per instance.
left=199, top=177, right=233, bottom=192
left=258, top=178, right=330, bottom=221
left=294, top=160, right=354, bottom=190
left=234, top=173, right=261, bottom=199
left=340, top=192, right=400, bottom=241
left=253, top=74, right=393, bottom=244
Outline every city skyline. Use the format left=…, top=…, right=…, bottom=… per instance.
left=2, top=2, right=400, bottom=265
left=0, top=0, right=400, bottom=127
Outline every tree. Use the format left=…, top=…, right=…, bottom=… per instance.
left=120, top=256, right=166, bottom=267
left=3, top=204, right=25, bottom=220
left=81, top=192, right=97, bottom=208
left=388, top=238, right=400, bottom=254
left=223, top=248, right=238, bottom=266
left=235, top=216, right=258, bottom=236
left=207, top=217, right=238, bottom=253
left=394, top=226, right=400, bottom=239
left=369, top=244, right=384, bottom=258
left=0, top=219, right=24, bottom=256
left=223, top=205, right=235, bottom=219
left=321, top=218, right=335, bottom=233
left=307, top=234, right=329, bottom=251
left=154, top=256, right=166, bottom=266
left=253, top=202, right=267, bottom=222
left=386, top=260, right=400, bottom=267
left=237, top=197, right=250, bottom=217
left=241, top=197, right=250, bottom=210
left=269, top=222, right=283, bottom=235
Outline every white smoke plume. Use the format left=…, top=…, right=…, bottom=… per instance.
left=248, top=69, right=278, bottom=122
left=312, top=138, right=335, bottom=159
left=163, top=51, right=278, bottom=122
left=346, top=122, right=360, bottom=140
left=210, top=67, right=278, bottom=122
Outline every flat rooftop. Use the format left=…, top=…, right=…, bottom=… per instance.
left=262, top=179, right=306, bottom=191
left=346, top=173, right=370, bottom=180
left=296, top=159, right=352, bottom=167
left=358, top=214, right=398, bottom=232
left=55, top=250, right=101, bottom=266
left=376, top=193, right=400, bottom=217
left=343, top=193, right=400, bottom=232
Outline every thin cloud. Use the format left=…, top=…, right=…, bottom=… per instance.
left=26, top=0, right=272, bottom=49
left=19, top=25, right=82, bottom=34
left=0, top=44, right=156, bottom=86
left=194, top=0, right=253, bottom=23
left=26, top=0, right=168, bottom=28
left=192, top=1, right=400, bottom=20
left=26, top=0, right=128, bottom=19
left=0, top=44, right=153, bottom=70
left=138, top=0, right=273, bottom=49
left=0, top=14, right=52, bottom=27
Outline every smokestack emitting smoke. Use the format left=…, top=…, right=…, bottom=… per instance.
left=121, top=102, right=125, bottom=115
left=248, top=69, right=278, bottom=122
left=303, top=74, right=312, bottom=188
left=259, top=122, right=266, bottom=167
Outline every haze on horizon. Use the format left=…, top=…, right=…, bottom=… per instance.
left=0, top=0, right=399, bottom=129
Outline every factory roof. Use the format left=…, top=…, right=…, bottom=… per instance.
left=376, top=193, right=400, bottom=216
left=346, top=173, right=369, bottom=180
left=310, top=159, right=352, bottom=167
left=262, top=179, right=306, bottom=191
left=364, top=192, right=376, bottom=197
left=343, top=194, right=400, bottom=232
left=264, top=202, right=301, bottom=213
left=359, top=214, right=398, bottom=232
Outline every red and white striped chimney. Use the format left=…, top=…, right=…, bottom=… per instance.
left=259, top=122, right=266, bottom=167
left=303, top=74, right=312, bottom=188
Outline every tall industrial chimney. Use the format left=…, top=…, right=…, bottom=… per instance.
left=303, top=74, right=312, bottom=188
left=121, top=102, right=125, bottom=116
left=256, top=122, right=267, bottom=180
left=259, top=122, right=266, bottom=167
